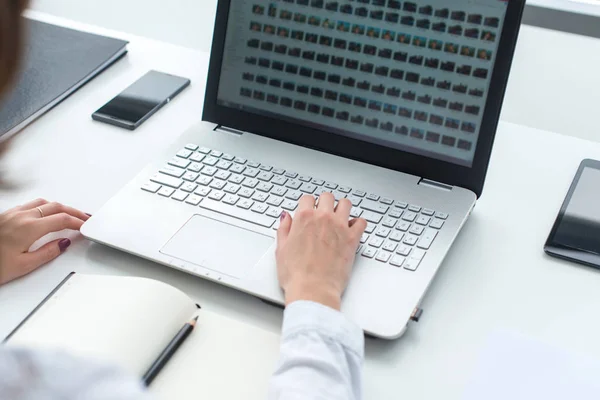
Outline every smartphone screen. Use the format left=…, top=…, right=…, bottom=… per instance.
left=93, top=71, right=190, bottom=128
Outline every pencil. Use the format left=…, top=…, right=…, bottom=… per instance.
left=142, top=315, right=198, bottom=386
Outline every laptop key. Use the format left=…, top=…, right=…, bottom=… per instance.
left=435, top=212, right=448, bottom=220
left=403, top=234, right=418, bottom=246
left=171, top=191, right=189, bottom=202
left=237, top=199, right=254, bottom=209
left=360, top=233, right=369, bottom=243
left=365, top=223, right=376, bottom=234
left=259, top=164, right=273, bottom=171
left=208, top=190, right=225, bottom=201
left=216, top=160, right=232, bottom=170
left=238, top=188, right=255, bottom=198
left=430, top=218, right=445, bottom=229
left=416, top=216, right=431, bottom=226
left=401, top=211, right=417, bottom=222
left=229, top=175, right=244, bottom=184
left=257, top=182, right=274, bottom=192
left=311, top=178, right=325, bottom=186
left=151, top=174, right=183, bottom=189
left=396, top=245, right=411, bottom=256
left=234, top=156, right=247, bottom=164
left=300, top=183, right=317, bottom=193
left=252, top=192, right=269, bottom=202
left=209, top=180, right=227, bottom=190
left=185, top=143, right=198, bottom=151
left=185, top=194, right=203, bottom=206
left=382, top=217, right=397, bottom=227
left=215, top=170, right=231, bottom=181
left=230, top=164, right=245, bottom=174
left=181, top=182, right=197, bottom=193
left=243, top=168, right=260, bottom=178
left=362, top=247, right=377, bottom=258
left=338, top=186, right=352, bottom=193
left=141, top=182, right=161, bottom=193
left=325, top=182, right=338, bottom=190
left=183, top=172, right=199, bottom=182
left=188, top=162, right=202, bottom=172
left=298, top=175, right=312, bottom=182
left=281, top=199, right=298, bottom=211
left=247, top=161, right=260, bottom=168
left=258, top=171, right=274, bottom=181
left=395, top=201, right=408, bottom=209
left=376, top=251, right=392, bottom=263
left=363, top=211, right=383, bottom=224
left=409, top=225, right=425, bottom=235
left=376, top=227, right=391, bottom=238
left=266, top=207, right=282, bottom=218
left=390, top=255, right=405, bottom=267
left=223, top=194, right=239, bottom=205
left=272, top=186, right=288, bottom=197
left=222, top=153, right=235, bottom=161
left=201, top=166, right=217, bottom=176
left=417, top=228, right=438, bottom=249
left=272, top=168, right=285, bottom=175
left=202, top=156, right=219, bottom=166
left=383, top=241, right=398, bottom=252
left=160, top=165, right=185, bottom=178
left=389, top=209, right=402, bottom=219
left=194, top=187, right=211, bottom=197
left=158, top=187, right=175, bottom=197
left=348, top=196, right=362, bottom=206
left=369, top=237, right=384, bottom=248
left=169, top=158, right=190, bottom=169
left=285, top=180, right=302, bottom=190
left=352, top=189, right=366, bottom=197
left=395, top=221, right=411, bottom=231
left=199, top=198, right=274, bottom=228
left=390, top=231, right=404, bottom=242
left=285, top=190, right=302, bottom=201
left=242, top=178, right=259, bottom=188
left=251, top=203, right=269, bottom=214
left=267, top=195, right=284, bottom=206
left=360, top=199, right=389, bottom=214
left=210, top=150, right=223, bottom=158
left=350, top=207, right=362, bottom=218
left=381, top=197, right=394, bottom=205
left=198, top=147, right=211, bottom=154
left=367, top=193, right=380, bottom=201
left=177, top=149, right=193, bottom=159
left=189, top=152, right=205, bottom=162
left=272, top=176, right=288, bottom=186
left=285, top=171, right=298, bottom=178
left=422, top=208, right=435, bottom=216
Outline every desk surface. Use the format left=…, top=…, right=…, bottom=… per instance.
left=3, top=11, right=600, bottom=400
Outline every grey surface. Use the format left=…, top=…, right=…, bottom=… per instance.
left=0, top=19, right=127, bottom=137
left=523, top=4, right=600, bottom=38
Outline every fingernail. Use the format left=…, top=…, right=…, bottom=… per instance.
left=85, top=213, right=92, bottom=217
left=280, top=211, right=287, bottom=221
left=58, top=239, right=71, bottom=252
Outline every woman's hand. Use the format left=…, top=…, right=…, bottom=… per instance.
left=276, top=193, right=367, bottom=311
left=0, top=198, right=89, bottom=285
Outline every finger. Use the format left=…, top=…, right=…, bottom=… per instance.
left=18, top=238, right=71, bottom=275
left=5, top=198, right=48, bottom=214
left=349, top=218, right=368, bottom=242
left=316, top=192, right=335, bottom=212
left=276, top=211, right=293, bottom=246
left=298, top=195, right=316, bottom=211
left=335, top=198, right=352, bottom=221
left=34, top=202, right=90, bottom=222
left=33, top=213, right=85, bottom=237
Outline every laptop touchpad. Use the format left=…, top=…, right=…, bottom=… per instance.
left=160, top=215, right=273, bottom=279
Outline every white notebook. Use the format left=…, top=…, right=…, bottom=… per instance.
left=5, top=273, right=281, bottom=400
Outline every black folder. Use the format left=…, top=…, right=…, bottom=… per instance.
left=0, top=19, right=128, bottom=138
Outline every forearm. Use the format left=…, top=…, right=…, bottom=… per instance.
left=269, top=301, right=364, bottom=400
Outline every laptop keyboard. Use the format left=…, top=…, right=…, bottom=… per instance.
left=141, top=144, right=449, bottom=272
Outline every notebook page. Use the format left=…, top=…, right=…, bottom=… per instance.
left=150, top=310, right=281, bottom=400
left=7, top=274, right=197, bottom=376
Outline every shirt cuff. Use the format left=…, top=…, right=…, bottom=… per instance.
left=282, top=300, right=365, bottom=358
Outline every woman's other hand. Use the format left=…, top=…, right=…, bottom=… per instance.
left=0, top=199, right=89, bottom=285
left=276, top=193, right=367, bottom=311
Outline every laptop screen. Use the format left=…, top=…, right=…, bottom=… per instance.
left=216, top=0, right=509, bottom=168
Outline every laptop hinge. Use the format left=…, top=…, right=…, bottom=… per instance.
left=214, top=125, right=245, bottom=136
left=418, top=178, right=453, bottom=192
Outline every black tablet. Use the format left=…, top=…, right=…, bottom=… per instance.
left=545, top=159, right=600, bottom=268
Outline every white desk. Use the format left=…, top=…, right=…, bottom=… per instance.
left=3, top=12, right=600, bottom=399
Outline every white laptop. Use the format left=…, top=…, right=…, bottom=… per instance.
left=82, top=0, right=525, bottom=339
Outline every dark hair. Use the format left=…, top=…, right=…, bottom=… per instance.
left=0, top=0, right=28, bottom=97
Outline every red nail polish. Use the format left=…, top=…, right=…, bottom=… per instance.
left=85, top=213, right=92, bottom=217
left=58, top=239, right=71, bottom=252
left=280, top=211, right=287, bottom=221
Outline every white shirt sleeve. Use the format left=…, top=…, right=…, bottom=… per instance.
left=0, top=347, right=152, bottom=400
left=268, top=300, right=365, bottom=400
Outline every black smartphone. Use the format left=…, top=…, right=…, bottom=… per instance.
left=92, top=70, right=190, bottom=130
left=545, top=159, right=600, bottom=269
